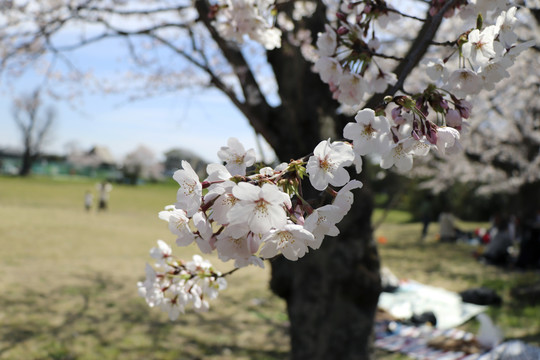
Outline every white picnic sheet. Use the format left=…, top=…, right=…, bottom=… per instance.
left=378, top=280, right=487, bottom=329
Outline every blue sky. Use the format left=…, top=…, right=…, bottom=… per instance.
left=0, top=34, right=276, bottom=164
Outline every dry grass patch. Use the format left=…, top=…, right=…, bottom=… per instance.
left=0, top=176, right=288, bottom=360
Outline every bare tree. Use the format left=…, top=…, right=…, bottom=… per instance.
left=11, top=89, right=56, bottom=176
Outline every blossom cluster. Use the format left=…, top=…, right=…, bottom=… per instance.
left=313, top=3, right=399, bottom=107
left=138, top=240, right=227, bottom=320
left=313, top=1, right=533, bottom=173
left=211, top=0, right=281, bottom=50
left=158, top=137, right=362, bottom=269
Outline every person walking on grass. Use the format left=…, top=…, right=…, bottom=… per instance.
left=84, top=190, right=93, bottom=212
left=96, top=181, right=113, bottom=211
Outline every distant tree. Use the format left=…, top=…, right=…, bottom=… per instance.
left=122, top=145, right=161, bottom=184
left=163, top=148, right=207, bottom=177
left=11, top=89, right=56, bottom=176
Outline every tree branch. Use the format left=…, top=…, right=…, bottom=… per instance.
left=193, top=0, right=277, bottom=145
left=363, top=0, right=460, bottom=110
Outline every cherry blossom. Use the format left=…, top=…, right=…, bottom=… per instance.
left=228, top=182, right=291, bottom=234
left=447, top=69, right=483, bottom=97
left=462, top=26, right=498, bottom=67
left=149, top=239, right=172, bottom=263
left=343, top=108, right=391, bottom=157
left=259, top=223, right=315, bottom=261
left=129, top=0, right=534, bottom=321
left=435, top=127, right=461, bottom=155
left=217, top=137, right=256, bottom=176
left=158, top=206, right=196, bottom=245
left=304, top=204, right=342, bottom=249
left=173, top=161, right=202, bottom=217
left=379, top=137, right=416, bottom=172
left=316, top=24, right=337, bottom=57
left=422, top=58, right=449, bottom=83
left=337, top=72, right=367, bottom=106
left=314, top=56, right=343, bottom=85
left=213, top=0, right=281, bottom=50
left=333, top=180, right=363, bottom=222
left=306, top=139, right=354, bottom=191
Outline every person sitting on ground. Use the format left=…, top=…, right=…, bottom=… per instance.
left=482, top=215, right=512, bottom=266
left=439, top=211, right=457, bottom=242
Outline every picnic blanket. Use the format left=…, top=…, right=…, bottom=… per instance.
left=375, top=321, right=540, bottom=360
left=378, top=280, right=487, bottom=329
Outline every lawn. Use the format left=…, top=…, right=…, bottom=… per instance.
left=0, top=176, right=538, bottom=359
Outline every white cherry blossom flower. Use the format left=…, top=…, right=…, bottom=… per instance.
left=214, top=0, right=282, bottom=50
left=306, top=139, right=355, bottom=191
left=173, top=161, right=202, bottom=217
left=137, top=263, right=164, bottom=308
left=150, top=239, right=172, bottom=262
left=228, top=182, right=291, bottom=234
left=316, top=24, right=337, bottom=57
left=337, top=72, right=367, bottom=106
left=205, top=163, right=232, bottom=184
left=207, top=181, right=238, bottom=225
left=447, top=69, right=483, bottom=97
left=192, top=212, right=214, bottom=253
left=479, top=58, right=511, bottom=90
left=343, top=108, right=391, bottom=156
left=158, top=206, right=197, bottom=246
left=216, top=225, right=264, bottom=268
left=332, top=180, right=363, bottom=222
left=217, top=137, right=256, bottom=176
left=314, top=56, right=343, bottom=84
left=422, top=58, right=449, bottom=82
left=435, top=126, right=461, bottom=155
left=496, top=7, right=518, bottom=47
left=259, top=223, right=315, bottom=261
left=379, top=137, right=416, bottom=172
left=304, top=204, right=341, bottom=249
left=462, top=26, right=498, bottom=67
left=367, top=66, right=397, bottom=93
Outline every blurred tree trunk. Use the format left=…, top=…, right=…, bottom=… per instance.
left=19, top=148, right=34, bottom=176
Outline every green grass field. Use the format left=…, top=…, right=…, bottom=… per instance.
left=1, top=176, right=538, bottom=359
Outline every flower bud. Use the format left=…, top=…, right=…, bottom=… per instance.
left=337, top=26, right=349, bottom=35
left=446, top=109, right=462, bottom=128
left=391, top=106, right=402, bottom=121
left=336, top=12, right=348, bottom=22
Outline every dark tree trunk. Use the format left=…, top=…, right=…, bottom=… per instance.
left=517, top=181, right=540, bottom=221
left=270, top=180, right=381, bottom=360
left=263, top=3, right=382, bottom=359
left=18, top=148, right=33, bottom=176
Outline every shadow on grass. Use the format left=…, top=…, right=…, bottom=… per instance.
left=0, top=272, right=289, bottom=359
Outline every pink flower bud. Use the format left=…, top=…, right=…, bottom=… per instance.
left=440, top=99, right=449, bottom=110
left=425, top=121, right=438, bottom=145
left=446, top=109, right=462, bottom=128
left=337, top=26, right=349, bottom=35
left=391, top=106, right=402, bottom=121
left=455, top=99, right=472, bottom=119
left=336, top=12, right=348, bottom=22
